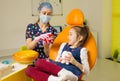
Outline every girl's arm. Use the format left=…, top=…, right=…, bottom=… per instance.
left=68, top=48, right=89, bottom=74
left=80, top=48, right=90, bottom=74
left=55, top=43, right=67, bottom=61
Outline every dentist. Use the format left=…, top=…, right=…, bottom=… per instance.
left=25, top=2, right=57, bottom=59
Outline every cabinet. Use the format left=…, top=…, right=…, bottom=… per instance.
left=0, top=63, right=31, bottom=81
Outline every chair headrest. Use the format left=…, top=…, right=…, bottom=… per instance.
left=66, top=9, right=84, bottom=26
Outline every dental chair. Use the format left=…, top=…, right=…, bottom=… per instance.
left=49, top=9, right=97, bottom=81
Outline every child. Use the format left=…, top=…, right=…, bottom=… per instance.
left=25, top=26, right=90, bottom=81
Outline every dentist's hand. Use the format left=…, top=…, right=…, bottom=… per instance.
left=34, top=33, right=53, bottom=44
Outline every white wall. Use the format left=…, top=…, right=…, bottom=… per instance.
left=0, top=0, right=32, bottom=50
left=0, top=0, right=112, bottom=58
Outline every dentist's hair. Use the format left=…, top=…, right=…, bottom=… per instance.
left=38, top=2, right=53, bottom=13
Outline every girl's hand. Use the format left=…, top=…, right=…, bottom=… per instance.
left=65, top=54, right=77, bottom=65
left=57, top=57, right=63, bottom=62
left=66, top=54, right=83, bottom=72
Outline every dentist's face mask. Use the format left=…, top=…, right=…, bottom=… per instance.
left=40, top=14, right=51, bottom=24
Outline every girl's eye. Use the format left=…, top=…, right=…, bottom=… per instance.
left=69, top=33, right=72, bottom=36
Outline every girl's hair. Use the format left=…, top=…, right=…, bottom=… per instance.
left=71, top=26, right=89, bottom=47
left=38, top=2, right=53, bottom=13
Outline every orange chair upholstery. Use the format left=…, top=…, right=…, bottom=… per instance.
left=49, top=9, right=97, bottom=80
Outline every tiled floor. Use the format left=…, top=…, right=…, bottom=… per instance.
left=0, top=55, right=120, bottom=81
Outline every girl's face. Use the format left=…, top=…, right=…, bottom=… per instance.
left=68, top=29, right=78, bottom=46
